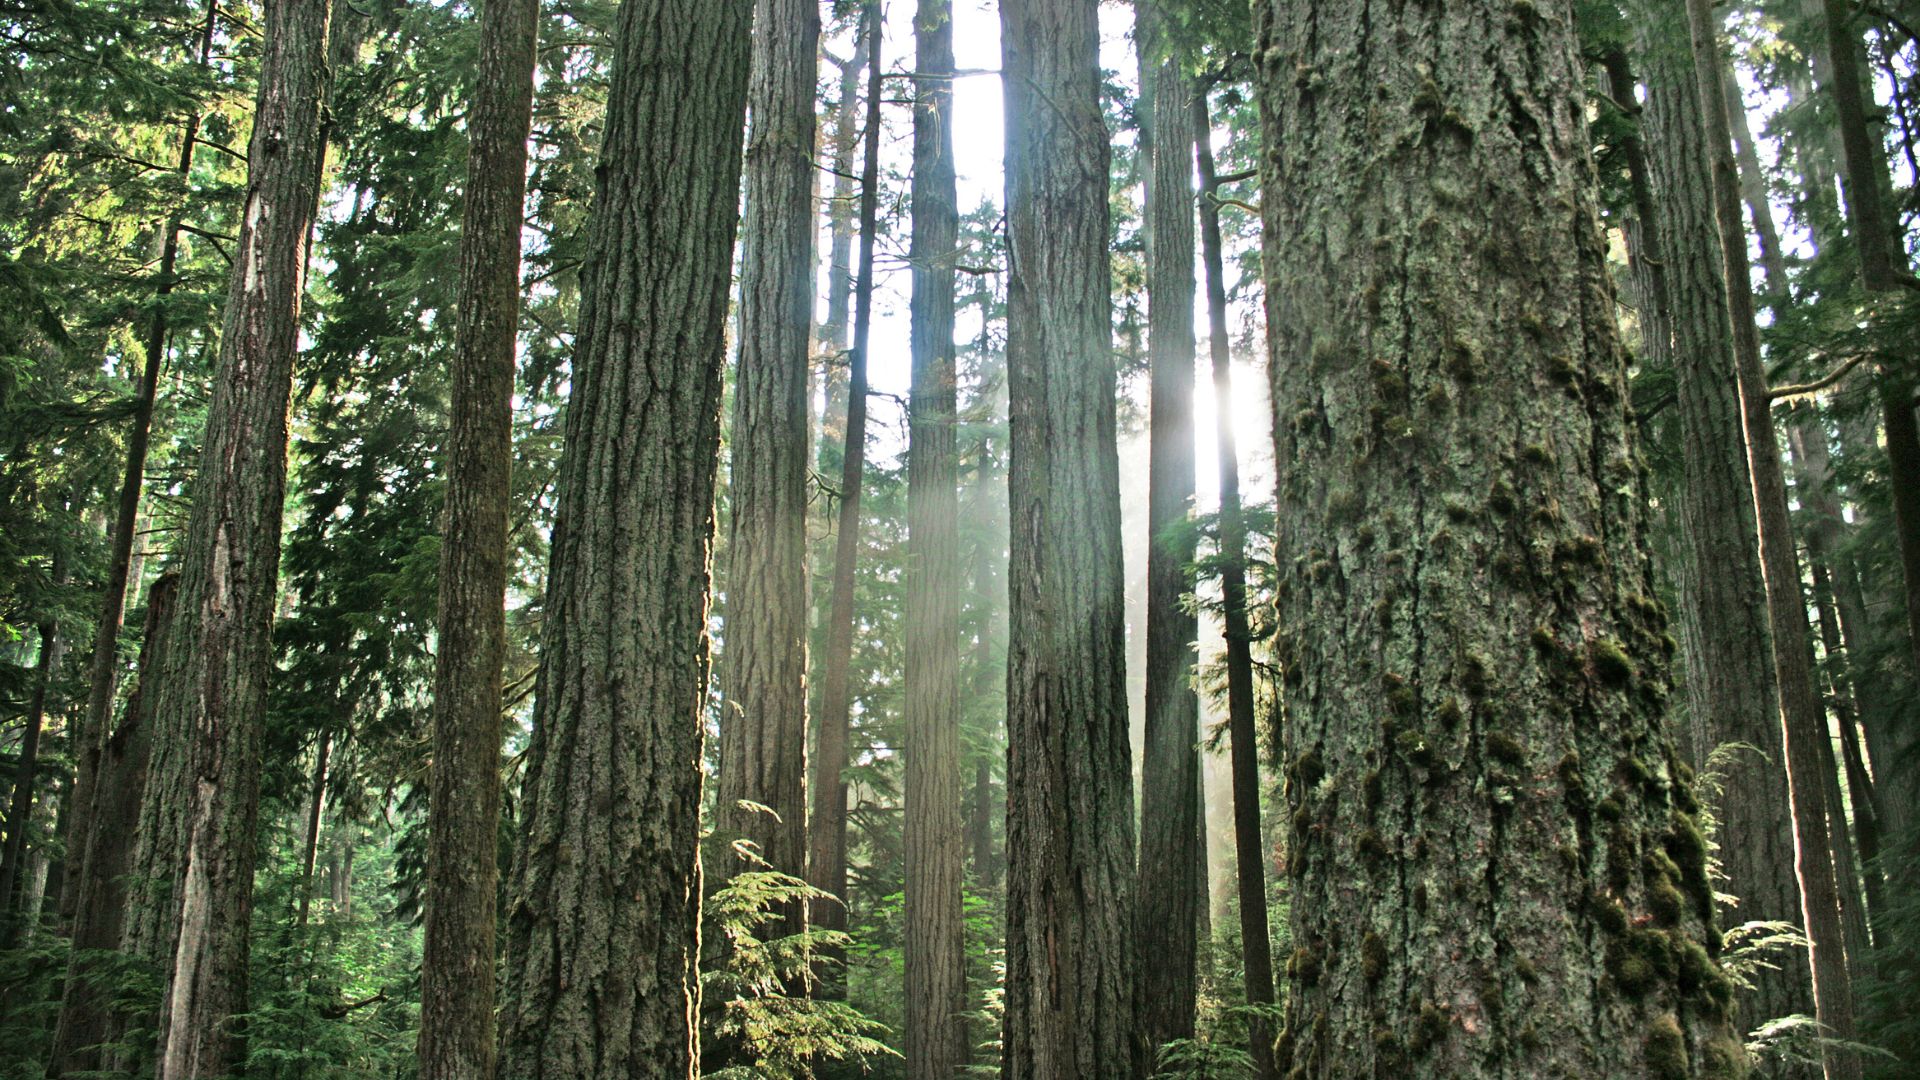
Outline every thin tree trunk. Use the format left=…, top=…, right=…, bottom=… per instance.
left=417, top=1, right=536, bottom=1070
left=66, top=0, right=220, bottom=901
left=1133, top=3, right=1201, bottom=1064
left=1600, top=50, right=1673, bottom=373
left=808, top=0, right=883, bottom=997
left=1685, top=3, right=1860, bottom=1074
left=999, top=0, right=1141, bottom=1074
left=494, top=1, right=751, bottom=1075
left=815, top=30, right=869, bottom=447
left=1254, top=0, right=1746, bottom=1074
left=903, top=0, right=965, bottom=1073
left=50, top=572, right=177, bottom=1077
left=294, top=727, right=331, bottom=930
left=1633, top=4, right=1813, bottom=1037
left=116, top=0, right=333, bottom=1071
left=1195, top=90, right=1277, bottom=1080
left=716, top=0, right=819, bottom=929
left=0, top=575, right=63, bottom=939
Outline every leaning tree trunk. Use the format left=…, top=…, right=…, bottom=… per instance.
left=903, top=0, right=965, bottom=1074
left=492, top=2, right=751, bottom=1076
left=50, top=572, right=176, bottom=1077
left=808, top=0, right=883, bottom=995
left=1132, top=2, right=1202, bottom=1063
left=999, top=0, right=1142, bottom=1075
left=1632, top=3, right=1814, bottom=1039
left=1195, top=93, right=1279, bottom=1080
left=717, top=0, right=818, bottom=919
left=416, top=0, right=538, bottom=1072
left=1253, top=0, right=1746, bottom=1074
left=115, top=0, right=333, bottom=1073
left=1686, top=5, right=1862, bottom=1074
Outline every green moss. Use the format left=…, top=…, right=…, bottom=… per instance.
left=1462, top=653, right=1489, bottom=696
left=1412, top=882, right=1429, bottom=913
left=1596, top=794, right=1624, bottom=822
left=1648, top=877, right=1686, bottom=926
left=1363, top=768, right=1383, bottom=809
left=1291, top=806, right=1311, bottom=836
left=1486, top=731, right=1527, bottom=766
left=1355, top=828, right=1391, bottom=864
left=1594, top=896, right=1630, bottom=935
left=1326, top=489, right=1362, bottom=524
left=1424, top=384, right=1451, bottom=413
left=1362, top=931, right=1388, bottom=983
left=1436, top=697, right=1464, bottom=728
left=1701, top=1034, right=1749, bottom=1079
left=1292, top=749, right=1326, bottom=789
left=1387, top=685, right=1417, bottom=717
left=1556, top=751, right=1584, bottom=789
left=1448, top=338, right=1480, bottom=382
left=1515, top=955, right=1537, bottom=982
left=1606, top=825, right=1637, bottom=891
left=1589, top=637, right=1637, bottom=687
left=1487, top=479, right=1515, bottom=515
left=1618, top=754, right=1654, bottom=788
left=1555, top=534, right=1603, bottom=565
left=1545, top=353, right=1579, bottom=384
left=1410, top=1001, right=1448, bottom=1054
left=1531, top=625, right=1559, bottom=655
left=1395, top=730, right=1436, bottom=768
left=1371, top=358, right=1408, bottom=400
left=1645, top=1014, right=1688, bottom=1080
left=1677, top=937, right=1734, bottom=1018
left=1287, top=947, right=1321, bottom=985
left=1522, top=442, right=1554, bottom=466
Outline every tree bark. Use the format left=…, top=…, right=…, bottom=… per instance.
left=1132, top=3, right=1202, bottom=1064
left=493, top=2, right=751, bottom=1076
left=1685, top=5, right=1861, bottom=1074
left=808, top=0, right=883, bottom=996
left=116, top=0, right=333, bottom=1072
left=50, top=572, right=176, bottom=1077
left=716, top=0, right=818, bottom=929
left=999, top=0, right=1141, bottom=1075
left=416, top=1, right=537, bottom=1072
left=1633, top=2, right=1813, bottom=1037
left=1196, top=90, right=1279, bottom=1079
left=903, top=0, right=965, bottom=1074
left=1253, top=0, right=1746, bottom=1075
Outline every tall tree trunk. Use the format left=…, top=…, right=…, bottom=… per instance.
left=0, top=573, right=63, bottom=939
left=1195, top=91, right=1278, bottom=1079
left=999, top=0, right=1141, bottom=1075
left=50, top=572, right=176, bottom=1077
left=1633, top=3, right=1814, bottom=1038
left=1133, top=3, right=1202, bottom=1064
left=1686, top=5, right=1861, bottom=1074
left=417, top=0, right=537, bottom=1069
left=493, top=1, right=751, bottom=1075
left=903, top=0, right=965, bottom=1074
left=294, top=727, right=331, bottom=929
left=1599, top=50, right=1673, bottom=374
left=66, top=0, right=220, bottom=900
left=815, top=30, right=869, bottom=449
left=808, top=0, right=882, bottom=996
left=1253, top=1, right=1746, bottom=1075
left=716, top=0, right=819, bottom=927
left=116, top=0, right=333, bottom=1072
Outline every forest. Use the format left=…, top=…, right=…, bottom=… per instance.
left=0, top=0, right=1917, bottom=1076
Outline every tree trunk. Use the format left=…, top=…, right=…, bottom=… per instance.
left=903, top=0, right=965, bottom=1074
left=66, top=0, right=220, bottom=902
left=815, top=30, right=868, bottom=448
left=1633, top=3, right=1814, bottom=1037
left=116, top=0, right=333, bottom=1071
left=417, top=0, right=537, bottom=1070
left=1195, top=91, right=1278, bottom=1079
left=999, top=0, right=1141, bottom=1075
left=493, top=1, right=750, bottom=1075
left=1132, top=3, right=1202, bottom=1064
left=716, top=0, right=819, bottom=929
left=808, top=0, right=883, bottom=996
left=1686, top=5, right=1861, bottom=1073
left=0, top=583, right=62, bottom=940
left=50, top=572, right=177, bottom=1077
left=1253, top=0, right=1746, bottom=1075
left=295, top=727, right=331, bottom=929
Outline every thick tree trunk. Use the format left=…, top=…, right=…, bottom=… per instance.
left=808, top=0, right=882, bottom=995
left=1195, top=92, right=1278, bottom=1079
left=999, top=0, right=1141, bottom=1075
left=50, top=572, right=176, bottom=1077
left=492, top=2, right=751, bottom=1076
left=1685, top=5, right=1861, bottom=1074
left=716, top=0, right=818, bottom=927
left=1633, top=4, right=1814, bottom=1038
left=416, top=1, right=537, bottom=1072
left=1254, top=1, right=1746, bottom=1075
left=66, top=0, right=219, bottom=900
left=116, top=1, right=333, bottom=1073
left=903, top=0, right=965, bottom=1074
left=1133, top=3, right=1202, bottom=1064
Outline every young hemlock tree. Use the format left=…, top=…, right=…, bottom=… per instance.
left=116, top=0, right=334, bottom=1072
left=903, top=0, right=967, bottom=1075
left=716, top=0, right=819, bottom=928
left=1253, top=0, right=1746, bottom=1075
left=493, top=0, right=752, bottom=1075
left=416, top=0, right=539, bottom=1072
left=1630, top=0, right=1813, bottom=1036
left=1133, top=0, right=1204, bottom=1064
left=999, top=0, right=1143, bottom=1075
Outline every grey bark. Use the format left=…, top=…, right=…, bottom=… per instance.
left=999, top=0, right=1141, bottom=1075
left=493, top=1, right=752, bottom=1075
left=416, top=0, right=538, bottom=1070
left=1254, top=0, right=1747, bottom=1075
